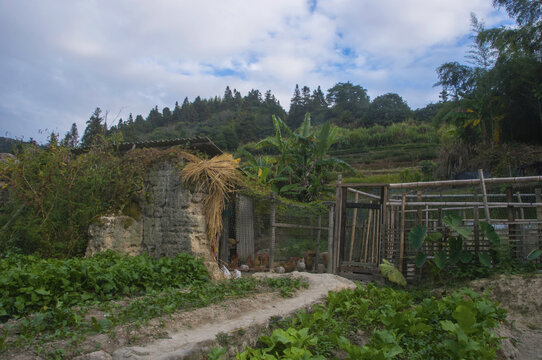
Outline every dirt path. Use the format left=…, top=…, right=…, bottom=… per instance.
left=109, top=272, right=355, bottom=360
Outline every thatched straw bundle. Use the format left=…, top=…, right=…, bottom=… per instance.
left=181, top=154, right=240, bottom=256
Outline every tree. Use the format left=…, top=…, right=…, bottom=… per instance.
left=223, top=86, right=235, bottom=110
left=366, top=93, right=411, bottom=126
left=61, top=123, right=79, bottom=148
left=249, top=114, right=352, bottom=201
left=326, top=82, right=370, bottom=127
left=288, top=84, right=305, bottom=129
left=81, top=108, right=105, bottom=146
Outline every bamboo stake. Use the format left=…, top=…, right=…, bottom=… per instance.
left=315, top=215, right=321, bottom=273
left=372, top=209, right=380, bottom=263
left=516, top=192, right=525, bottom=219
left=327, top=205, right=334, bottom=273
left=359, top=219, right=367, bottom=261
left=388, top=175, right=542, bottom=189
left=390, top=208, right=395, bottom=260
left=348, top=193, right=359, bottom=261
left=364, top=202, right=373, bottom=262
left=269, top=194, right=276, bottom=271
left=399, top=194, right=406, bottom=274
left=479, top=169, right=491, bottom=222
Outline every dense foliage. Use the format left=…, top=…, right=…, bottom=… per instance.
left=227, top=283, right=505, bottom=360
left=238, top=114, right=351, bottom=201
left=434, top=0, right=542, bottom=145
left=0, top=140, right=193, bottom=257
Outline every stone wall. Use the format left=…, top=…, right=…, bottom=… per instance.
left=87, top=161, right=221, bottom=277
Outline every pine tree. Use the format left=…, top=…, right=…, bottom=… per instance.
left=81, top=108, right=105, bottom=146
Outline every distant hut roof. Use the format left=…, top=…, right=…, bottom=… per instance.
left=73, top=136, right=223, bottom=157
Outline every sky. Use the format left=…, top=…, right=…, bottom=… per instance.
left=0, top=0, right=511, bottom=143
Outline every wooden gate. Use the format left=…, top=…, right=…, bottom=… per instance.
left=333, top=181, right=389, bottom=280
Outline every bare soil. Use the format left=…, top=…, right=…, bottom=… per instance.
left=469, top=274, right=542, bottom=360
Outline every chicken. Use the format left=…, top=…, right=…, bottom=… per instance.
left=283, top=257, right=297, bottom=273
left=228, top=253, right=239, bottom=269
left=260, top=253, right=269, bottom=268
left=296, top=258, right=306, bottom=272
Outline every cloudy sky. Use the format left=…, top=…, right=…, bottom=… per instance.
left=0, top=0, right=510, bottom=142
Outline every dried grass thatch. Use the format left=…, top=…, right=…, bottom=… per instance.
left=181, top=153, right=240, bottom=256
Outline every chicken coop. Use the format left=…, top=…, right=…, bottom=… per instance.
left=332, top=173, right=542, bottom=281
left=220, top=193, right=334, bottom=273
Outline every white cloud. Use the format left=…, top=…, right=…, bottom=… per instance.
left=0, top=0, right=510, bottom=141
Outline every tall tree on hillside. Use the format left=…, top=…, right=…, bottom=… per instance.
left=223, top=86, right=235, bottom=110
left=366, top=93, right=412, bottom=126
left=162, top=107, right=172, bottom=125
left=61, top=123, right=79, bottom=148
left=81, top=108, right=105, bottom=146
left=172, top=101, right=182, bottom=123
left=288, top=84, right=305, bottom=129
left=326, top=82, right=370, bottom=127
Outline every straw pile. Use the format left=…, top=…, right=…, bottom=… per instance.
left=181, top=154, right=240, bottom=256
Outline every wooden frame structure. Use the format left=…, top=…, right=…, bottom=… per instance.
left=331, top=174, right=542, bottom=280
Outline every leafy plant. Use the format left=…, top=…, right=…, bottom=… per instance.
left=379, top=259, right=407, bottom=287
left=240, top=113, right=352, bottom=202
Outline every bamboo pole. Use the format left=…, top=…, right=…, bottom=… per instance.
left=387, top=201, right=542, bottom=207
left=536, top=189, right=542, bottom=257
left=332, top=175, right=342, bottom=274
left=348, top=193, right=359, bottom=261
left=372, top=209, right=380, bottom=263
left=517, top=192, right=525, bottom=219
left=327, top=205, right=334, bottom=274
left=315, top=215, right=321, bottom=273
left=359, top=219, right=367, bottom=261
left=399, top=194, right=406, bottom=273
left=379, top=186, right=389, bottom=265
left=479, top=169, right=491, bottom=222
left=269, top=194, right=276, bottom=271
left=388, top=175, right=542, bottom=189
left=390, top=208, right=395, bottom=260
left=473, top=191, right=479, bottom=256
left=347, top=187, right=381, bottom=200
left=364, top=202, right=373, bottom=262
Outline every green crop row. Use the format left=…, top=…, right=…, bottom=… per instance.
left=222, top=283, right=505, bottom=360
left=0, top=251, right=209, bottom=321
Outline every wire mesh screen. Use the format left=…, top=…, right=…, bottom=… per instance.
left=224, top=193, right=331, bottom=273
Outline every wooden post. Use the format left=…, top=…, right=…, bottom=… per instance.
left=337, top=187, right=348, bottom=273
left=506, top=187, right=516, bottom=254
left=269, top=193, right=276, bottom=271
left=473, top=190, right=480, bottom=256
left=399, top=193, right=406, bottom=274
left=332, top=175, right=343, bottom=274
left=372, top=209, right=380, bottom=263
left=417, top=190, right=423, bottom=225
left=516, top=192, right=525, bottom=220
left=364, top=202, right=373, bottom=262
left=536, top=188, right=542, bottom=255
left=348, top=193, right=359, bottom=261
left=327, top=204, right=334, bottom=273
left=380, top=186, right=389, bottom=265
left=315, top=215, right=322, bottom=273
left=479, top=169, right=491, bottom=222
left=390, top=208, right=395, bottom=260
